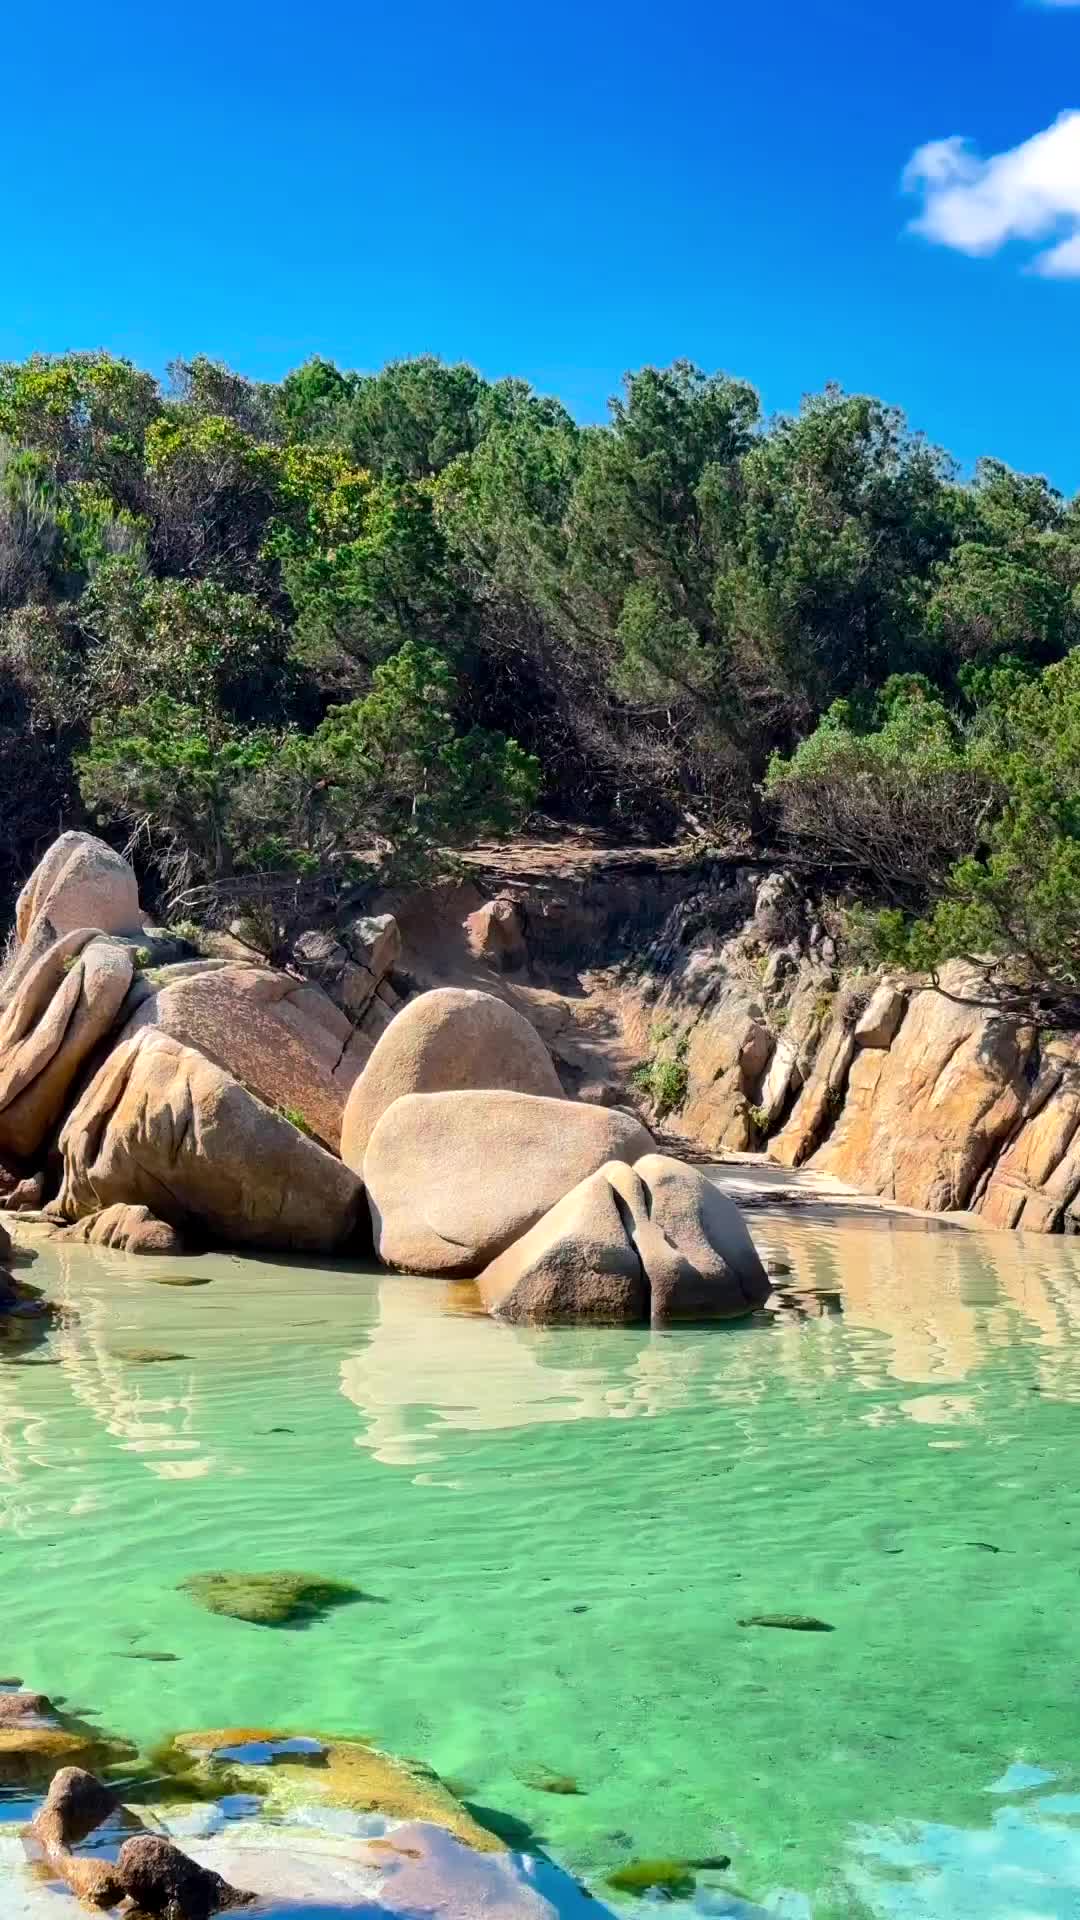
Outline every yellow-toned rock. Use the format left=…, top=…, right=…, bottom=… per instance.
left=162, top=1729, right=502, bottom=1852
left=809, top=964, right=1036, bottom=1211
left=978, top=1050, right=1080, bottom=1231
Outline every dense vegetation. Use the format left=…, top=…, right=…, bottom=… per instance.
left=2, top=348, right=1078, bottom=1007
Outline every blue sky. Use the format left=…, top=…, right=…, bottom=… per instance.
left=5, top=0, right=1080, bottom=486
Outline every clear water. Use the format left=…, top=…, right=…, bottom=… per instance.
left=4, top=1204, right=1080, bottom=1918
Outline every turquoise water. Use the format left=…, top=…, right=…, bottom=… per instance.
left=4, top=1205, right=1080, bottom=1916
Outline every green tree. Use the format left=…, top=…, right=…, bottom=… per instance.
left=77, top=643, right=539, bottom=936
left=346, top=356, right=484, bottom=478
left=870, top=654, right=1080, bottom=1023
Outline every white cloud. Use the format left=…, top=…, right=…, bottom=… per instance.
left=902, top=109, right=1080, bottom=275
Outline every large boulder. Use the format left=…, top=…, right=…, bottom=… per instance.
left=16, top=831, right=143, bottom=945
left=123, top=964, right=357, bottom=1151
left=55, top=1029, right=364, bottom=1253
left=476, top=1164, right=649, bottom=1323
left=364, top=1089, right=654, bottom=1275
left=478, top=1153, right=769, bottom=1324
left=631, top=1152, right=770, bottom=1321
left=0, top=929, right=133, bottom=1158
left=341, top=986, right=563, bottom=1174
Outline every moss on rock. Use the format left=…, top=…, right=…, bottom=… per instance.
left=155, top=1729, right=504, bottom=1852
left=177, top=1571, right=363, bottom=1626
left=606, top=1858, right=697, bottom=1898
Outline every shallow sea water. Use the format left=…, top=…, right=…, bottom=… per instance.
left=3, top=1200, right=1080, bottom=1917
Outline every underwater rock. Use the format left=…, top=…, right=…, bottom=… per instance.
left=115, top=1832, right=255, bottom=1920
left=110, top=1347, right=190, bottom=1364
left=737, top=1613, right=834, bottom=1631
left=177, top=1570, right=364, bottom=1627
left=606, top=1858, right=697, bottom=1897
left=163, top=1728, right=504, bottom=1852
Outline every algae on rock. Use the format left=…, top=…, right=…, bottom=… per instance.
left=178, top=1570, right=365, bottom=1627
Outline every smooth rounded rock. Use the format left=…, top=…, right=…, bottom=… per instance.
left=341, top=987, right=563, bottom=1174
left=365, top=1088, right=654, bottom=1276
left=16, top=831, right=143, bottom=945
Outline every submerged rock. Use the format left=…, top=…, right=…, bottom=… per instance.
left=162, top=1728, right=503, bottom=1851
left=606, top=1858, right=697, bottom=1898
left=737, top=1613, right=834, bottom=1631
left=340, top=985, right=564, bottom=1172
left=178, top=1570, right=365, bottom=1627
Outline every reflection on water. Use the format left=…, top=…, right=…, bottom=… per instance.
left=2, top=1208, right=1080, bottom=1918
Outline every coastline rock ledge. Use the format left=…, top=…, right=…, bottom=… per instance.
left=0, top=831, right=769, bottom=1324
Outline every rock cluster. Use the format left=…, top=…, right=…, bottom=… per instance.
left=0, top=831, right=767, bottom=1323
left=28, top=1764, right=253, bottom=1916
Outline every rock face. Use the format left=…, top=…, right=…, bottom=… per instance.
left=341, top=986, right=564, bottom=1174
left=769, top=1013, right=856, bottom=1169
left=15, top=831, right=143, bottom=945
left=124, top=964, right=355, bottom=1151
left=0, top=929, right=133, bottom=1158
left=478, top=1153, right=769, bottom=1325
left=808, top=964, right=1036, bottom=1210
left=364, top=1089, right=654, bottom=1275
left=465, top=895, right=528, bottom=973
left=977, top=1047, right=1080, bottom=1231
left=55, top=1029, right=365, bottom=1252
